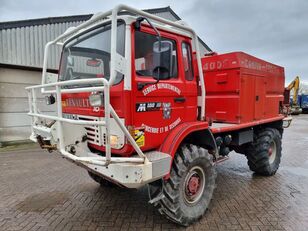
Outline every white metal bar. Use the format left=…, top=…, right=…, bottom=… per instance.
left=124, top=24, right=132, bottom=90
left=41, top=41, right=54, bottom=90
left=79, top=156, right=144, bottom=163
left=61, top=149, right=107, bottom=166
left=56, top=86, right=64, bottom=151
left=194, top=39, right=206, bottom=120
left=31, top=89, right=38, bottom=125
left=60, top=86, right=104, bottom=94
left=104, top=83, right=111, bottom=164
left=27, top=90, right=35, bottom=135
left=31, top=89, right=38, bottom=114
left=30, top=86, right=105, bottom=95
left=26, top=78, right=108, bottom=89
left=27, top=91, right=33, bottom=114
left=109, top=7, right=118, bottom=86
left=28, top=113, right=106, bottom=126
left=60, top=149, right=144, bottom=166
left=54, top=10, right=113, bottom=43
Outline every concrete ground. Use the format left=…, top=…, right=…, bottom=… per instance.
left=0, top=115, right=308, bottom=231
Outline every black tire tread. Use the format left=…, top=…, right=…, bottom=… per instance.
left=246, top=128, right=282, bottom=176
left=154, top=144, right=216, bottom=226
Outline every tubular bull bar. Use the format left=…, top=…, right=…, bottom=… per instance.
left=26, top=79, right=171, bottom=188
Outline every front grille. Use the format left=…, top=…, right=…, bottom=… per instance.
left=77, top=115, right=103, bottom=146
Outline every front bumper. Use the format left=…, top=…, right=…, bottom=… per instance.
left=67, top=151, right=171, bottom=188
left=31, top=122, right=171, bottom=188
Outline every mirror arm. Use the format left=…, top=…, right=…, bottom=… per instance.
left=136, top=17, right=161, bottom=40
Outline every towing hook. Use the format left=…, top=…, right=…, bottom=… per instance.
left=36, top=135, right=57, bottom=153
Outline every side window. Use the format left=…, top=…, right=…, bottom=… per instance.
left=135, top=31, right=178, bottom=78
left=182, top=42, right=194, bottom=81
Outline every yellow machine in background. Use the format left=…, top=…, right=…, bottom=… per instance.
left=286, top=76, right=302, bottom=115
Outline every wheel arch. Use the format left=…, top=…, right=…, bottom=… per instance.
left=182, top=129, right=217, bottom=153
left=159, top=121, right=217, bottom=159
left=255, top=120, right=284, bottom=136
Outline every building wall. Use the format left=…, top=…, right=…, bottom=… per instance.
left=0, top=21, right=83, bottom=70
left=0, top=68, right=55, bottom=143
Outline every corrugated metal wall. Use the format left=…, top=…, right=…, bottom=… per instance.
left=0, top=21, right=83, bottom=70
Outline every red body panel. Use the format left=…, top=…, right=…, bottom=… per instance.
left=202, top=52, right=285, bottom=124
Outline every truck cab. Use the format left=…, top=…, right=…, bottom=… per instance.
left=57, top=16, right=200, bottom=156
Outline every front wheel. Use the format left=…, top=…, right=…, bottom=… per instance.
left=246, top=128, right=282, bottom=176
left=151, top=144, right=216, bottom=226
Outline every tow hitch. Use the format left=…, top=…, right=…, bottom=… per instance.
left=36, top=135, right=57, bottom=153
left=34, top=120, right=57, bottom=152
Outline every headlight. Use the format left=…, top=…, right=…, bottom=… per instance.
left=89, top=93, right=104, bottom=107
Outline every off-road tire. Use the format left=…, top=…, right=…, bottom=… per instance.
left=88, top=171, right=116, bottom=187
left=246, top=128, right=282, bottom=176
left=153, top=144, right=216, bottom=226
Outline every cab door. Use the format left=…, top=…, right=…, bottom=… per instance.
left=131, top=27, right=197, bottom=150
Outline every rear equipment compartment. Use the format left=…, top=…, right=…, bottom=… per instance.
left=202, top=52, right=285, bottom=124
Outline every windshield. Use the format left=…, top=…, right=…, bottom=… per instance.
left=59, top=21, right=125, bottom=86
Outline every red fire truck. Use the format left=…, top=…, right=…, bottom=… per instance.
left=26, top=5, right=291, bottom=226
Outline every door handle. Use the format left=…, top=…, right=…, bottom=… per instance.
left=174, top=97, right=186, bottom=103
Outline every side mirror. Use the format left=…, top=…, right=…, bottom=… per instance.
left=152, top=40, right=173, bottom=80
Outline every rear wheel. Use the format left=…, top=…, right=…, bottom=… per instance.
left=151, top=144, right=216, bottom=226
left=246, top=128, right=282, bottom=176
left=88, top=171, right=116, bottom=187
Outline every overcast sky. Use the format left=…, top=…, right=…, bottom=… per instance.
left=1, top=0, right=307, bottom=83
